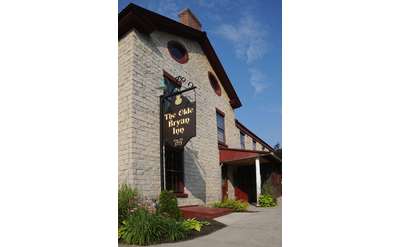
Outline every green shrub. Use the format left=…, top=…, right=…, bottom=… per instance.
left=118, top=184, right=138, bottom=225
left=258, top=194, right=277, bottom=207
left=182, top=218, right=210, bottom=232
left=164, top=219, right=187, bottom=241
left=213, top=199, right=248, bottom=212
left=118, top=227, right=123, bottom=240
left=262, top=174, right=281, bottom=198
left=119, top=208, right=186, bottom=245
left=157, top=190, right=182, bottom=220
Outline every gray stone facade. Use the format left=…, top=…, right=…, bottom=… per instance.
left=118, top=22, right=271, bottom=206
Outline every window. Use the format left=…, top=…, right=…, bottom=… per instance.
left=163, top=74, right=180, bottom=94
left=253, top=140, right=257, bottom=150
left=167, top=41, right=189, bottom=64
left=165, top=146, right=184, bottom=193
left=163, top=71, right=181, bottom=110
left=240, top=132, right=245, bottom=149
left=208, top=72, right=221, bottom=96
left=216, top=110, right=225, bottom=144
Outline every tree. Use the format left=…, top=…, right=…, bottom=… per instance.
left=273, top=142, right=282, bottom=159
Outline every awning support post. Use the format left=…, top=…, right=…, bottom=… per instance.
left=255, top=157, right=261, bottom=206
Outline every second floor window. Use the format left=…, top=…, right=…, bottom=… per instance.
left=253, top=140, right=257, bottom=150
left=240, top=132, right=245, bottom=149
left=216, top=111, right=225, bottom=144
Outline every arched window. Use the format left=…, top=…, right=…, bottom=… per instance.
left=208, top=72, right=221, bottom=96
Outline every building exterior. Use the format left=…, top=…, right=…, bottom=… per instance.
left=118, top=3, right=281, bottom=206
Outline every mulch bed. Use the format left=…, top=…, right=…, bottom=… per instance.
left=119, top=219, right=227, bottom=246
left=159, top=219, right=227, bottom=244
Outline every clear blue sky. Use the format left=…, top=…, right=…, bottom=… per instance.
left=119, top=0, right=282, bottom=147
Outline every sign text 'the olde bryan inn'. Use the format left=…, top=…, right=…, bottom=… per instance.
left=119, top=3, right=281, bottom=206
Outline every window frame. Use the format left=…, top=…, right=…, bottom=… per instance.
left=165, top=146, right=186, bottom=195
left=216, top=109, right=226, bottom=145
left=240, top=132, right=246, bottom=149
left=253, top=139, right=257, bottom=150
left=167, top=40, right=189, bottom=64
left=208, top=72, right=222, bottom=96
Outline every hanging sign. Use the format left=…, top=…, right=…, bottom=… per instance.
left=163, top=94, right=196, bottom=148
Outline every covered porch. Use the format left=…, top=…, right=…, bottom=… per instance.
left=219, top=148, right=282, bottom=204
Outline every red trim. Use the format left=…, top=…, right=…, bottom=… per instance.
left=216, top=108, right=225, bottom=117
left=219, top=146, right=270, bottom=154
left=208, top=72, right=221, bottom=96
left=235, top=120, right=274, bottom=151
left=163, top=70, right=182, bottom=86
left=219, top=148, right=264, bottom=163
left=119, top=3, right=242, bottom=109
left=174, top=192, right=188, bottom=198
left=167, top=40, right=189, bottom=64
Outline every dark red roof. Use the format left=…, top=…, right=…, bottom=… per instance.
left=219, top=147, right=281, bottom=163
left=119, top=3, right=242, bottom=109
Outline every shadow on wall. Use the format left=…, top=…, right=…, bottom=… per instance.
left=184, top=145, right=206, bottom=204
left=135, top=31, right=164, bottom=58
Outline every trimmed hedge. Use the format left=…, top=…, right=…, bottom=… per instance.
left=157, top=190, right=182, bottom=220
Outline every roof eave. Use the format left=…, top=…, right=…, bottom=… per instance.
left=235, top=120, right=275, bottom=151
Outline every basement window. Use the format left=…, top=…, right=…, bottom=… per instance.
left=167, top=41, right=189, bottom=64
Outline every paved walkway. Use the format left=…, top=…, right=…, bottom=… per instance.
left=121, top=200, right=282, bottom=247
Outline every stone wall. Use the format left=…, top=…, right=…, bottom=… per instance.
left=118, top=27, right=244, bottom=205
left=118, top=32, right=135, bottom=187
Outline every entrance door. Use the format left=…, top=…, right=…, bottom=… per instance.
left=234, top=166, right=256, bottom=202
left=165, top=146, right=184, bottom=193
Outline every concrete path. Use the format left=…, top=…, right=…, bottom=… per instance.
left=120, top=201, right=282, bottom=247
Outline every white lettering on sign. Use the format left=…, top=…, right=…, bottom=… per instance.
left=178, top=107, right=193, bottom=116
left=173, top=127, right=185, bottom=135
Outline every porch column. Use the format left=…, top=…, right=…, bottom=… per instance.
left=255, top=157, right=261, bottom=206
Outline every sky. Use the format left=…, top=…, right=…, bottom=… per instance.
left=118, top=0, right=282, bottom=147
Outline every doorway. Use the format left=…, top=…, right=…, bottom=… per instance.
left=165, top=146, right=184, bottom=193
left=234, top=165, right=256, bottom=203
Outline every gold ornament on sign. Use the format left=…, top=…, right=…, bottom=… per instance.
left=175, top=95, right=182, bottom=105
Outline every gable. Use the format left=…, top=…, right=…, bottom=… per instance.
left=119, top=3, right=242, bottom=109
